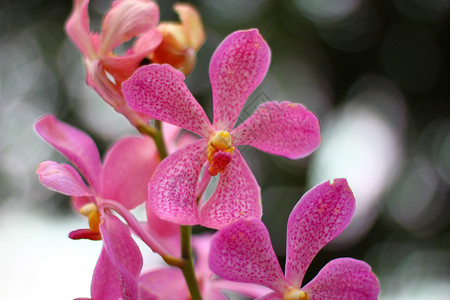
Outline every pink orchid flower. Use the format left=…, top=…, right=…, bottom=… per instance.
left=65, top=0, right=162, bottom=125
left=35, top=115, right=158, bottom=240
left=150, top=3, right=205, bottom=76
left=209, top=179, right=380, bottom=300
left=122, top=29, right=321, bottom=229
left=138, top=234, right=272, bottom=300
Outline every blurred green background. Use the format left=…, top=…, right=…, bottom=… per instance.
left=1, top=0, right=449, bottom=299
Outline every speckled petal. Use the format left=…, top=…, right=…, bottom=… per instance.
left=232, top=101, right=321, bottom=159
left=102, top=136, right=158, bottom=209
left=148, top=139, right=208, bottom=225
left=210, top=29, right=271, bottom=131
left=285, top=179, right=355, bottom=287
left=199, top=149, right=261, bottom=229
left=37, top=161, right=92, bottom=196
left=35, top=115, right=102, bottom=191
left=303, top=258, right=380, bottom=300
left=209, top=218, right=286, bottom=293
left=100, top=214, right=143, bottom=300
left=91, top=246, right=122, bottom=300
left=123, top=64, right=212, bottom=137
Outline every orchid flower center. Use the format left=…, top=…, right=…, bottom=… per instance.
left=80, top=203, right=101, bottom=233
left=284, top=287, right=309, bottom=300
left=207, top=130, right=235, bottom=176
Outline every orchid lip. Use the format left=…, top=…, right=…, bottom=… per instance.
left=284, top=287, right=309, bottom=300
left=207, top=130, right=235, bottom=175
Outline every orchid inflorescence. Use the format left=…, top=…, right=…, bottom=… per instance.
left=35, top=1, right=380, bottom=299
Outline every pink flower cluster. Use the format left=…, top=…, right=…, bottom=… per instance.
left=35, top=1, right=380, bottom=299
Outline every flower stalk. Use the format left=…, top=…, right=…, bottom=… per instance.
left=180, top=225, right=203, bottom=300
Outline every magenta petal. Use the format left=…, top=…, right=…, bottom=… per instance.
left=148, top=139, right=208, bottom=225
left=101, top=214, right=143, bottom=277
left=99, top=0, right=159, bottom=55
left=72, top=195, right=93, bottom=212
left=199, top=149, right=262, bottom=229
left=146, top=207, right=181, bottom=257
left=102, top=136, right=158, bottom=209
left=209, top=218, right=286, bottom=292
left=139, top=268, right=188, bottom=300
left=37, top=161, right=92, bottom=196
left=213, top=279, right=274, bottom=299
left=123, top=64, right=212, bottom=137
left=285, top=179, right=356, bottom=287
left=256, top=292, right=283, bottom=300
left=91, top=246, right=122, bottom=300
left=203, top=289, right=228, bottom=300
left=99, top=214, right=143, bottom=300
left=192, top=234, right=212, bottom=274
left=65, top=0, right=97, bottom=60
left=210, top=29, right=271, bottom=131
left=101, top=29, right=162, bottom=85
left=303, top=258, right=380, bottom=300
left=35, top=115, right=102, bottom=191
left=232, top=101, right=321, bottom=159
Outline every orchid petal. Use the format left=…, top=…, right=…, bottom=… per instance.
left=173, top=3, right=205, bottom=50
left=65, top=0, right=97, bottom=60
left=203, top=289, right=227, bottom=300
left=209, top=218, right=286, bottom=292
left=199, top=149, right=261, bottom=229
left=37, top=161, right=92, bottom=196
left=303, top=258, right=380, bottom=300
left=102, top=29, right=162, bottom=84
left=134, top=27, right=163, bottom=54
left=100, top=214, right=143, bottom=300
left=210, top=29, right=270, bottom=131
left=146, top=207, right=180, bottom=257
left=91, top=246, right=122, bottom=300
left=256, top=292, right=283, bottom=300
left=72, top=195, right=94, bottom=212
left=86, top=60, right=124, bottom=108
left=148, top=139, right=208, bottom=225
left=285, top=179, right=355, bottom=287
left=232, top=101, right=321, bottom=159
left=214, top=279, right=273, bottom=299
left=101, top=214, right=143, bottom=277
left=123, top=64, right=212, bottom=137
left=139, top=268, right=188, bottom=300
left=137, top=285, right=159, bottom=300
left=35, top=115, right=102, bottom=191
left=100, top=0, right=159, bottom=56
left=69, top=228, right=102, bottom=240
left=102, top=136, right=158, bottom=209
left=192, top=234, right=212, bottom=274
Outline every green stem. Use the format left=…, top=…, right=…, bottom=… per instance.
left=180, top=225, right=203, bottom=300
left=153, top=120, right=168, bottom=160
left=136, top=123, right=157, bottom=139
left=137, top=121, right=168, bottom=160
